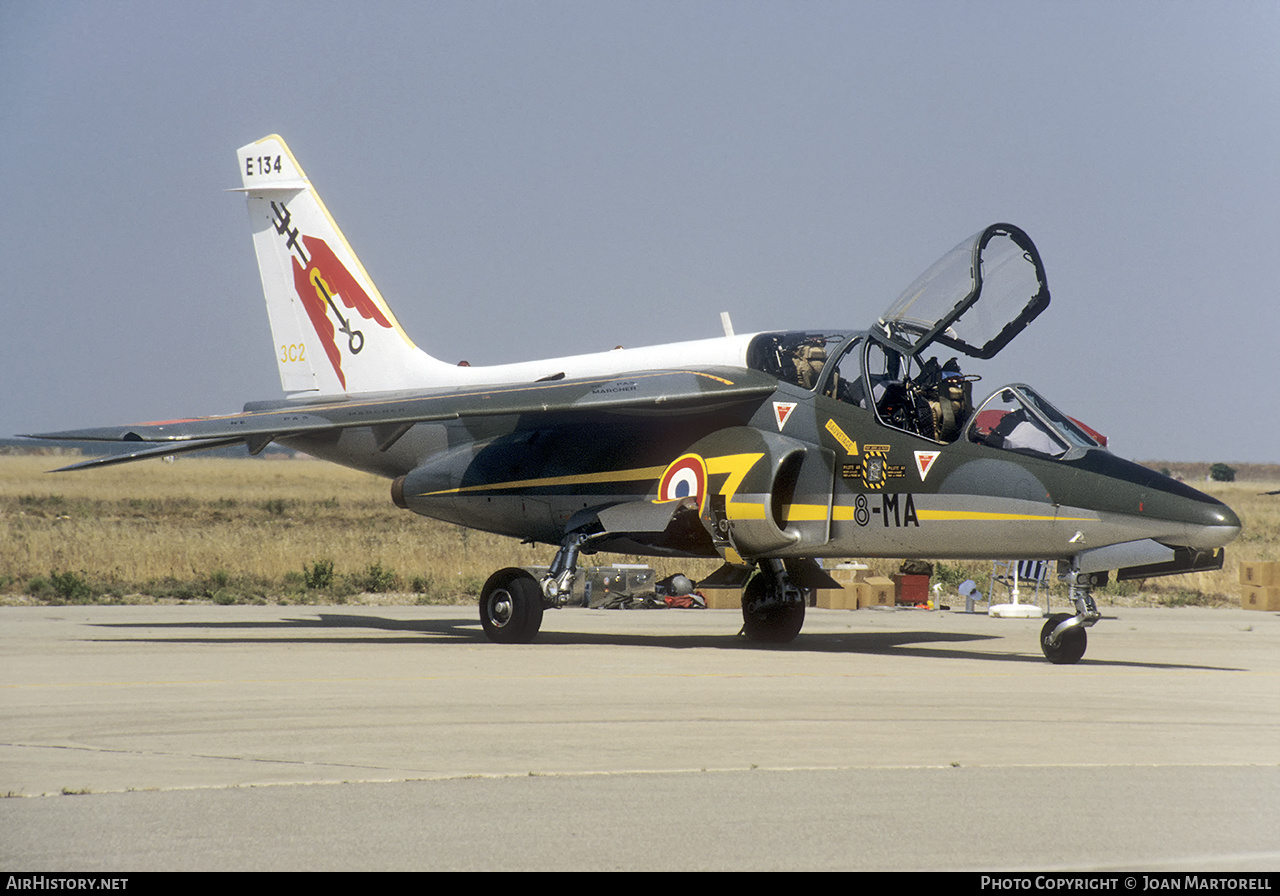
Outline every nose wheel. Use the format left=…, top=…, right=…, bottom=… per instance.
left=1039, top=570, right=1102, bottom=664
left=1040, top=613, right=1087, bottom=664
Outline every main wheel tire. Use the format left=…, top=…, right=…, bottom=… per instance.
left=479, top=568, right=544, bottom=644
left=1040, top=612, right=1087, bottom=664
left=741, top=575, right=805, bottom=644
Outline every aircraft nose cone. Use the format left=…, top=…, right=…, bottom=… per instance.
left=1127, top=464, right=1243, bottom=550
left=1069, top=453, right=1243, bottom=550
left=1200, top=501, right=1241, bottom=548
left=1170, top=490, right=1242, bottom=550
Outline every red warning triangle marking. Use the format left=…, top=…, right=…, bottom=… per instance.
left=773, top=402, right=797, bottom=431
left=915, top=450, right=940, bottom=480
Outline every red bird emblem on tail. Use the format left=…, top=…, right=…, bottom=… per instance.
left=290, top=235, right=393, bottom=389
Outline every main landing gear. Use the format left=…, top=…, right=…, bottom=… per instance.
left=479, top=567, right=544, bottom=644
left=478, top=532, right=592, bottom=644
left=478, top=534, right=811, bottom=645
left=740, top=559, right=806, bottom=644
left=1039, top=570, right=1102, bottom=664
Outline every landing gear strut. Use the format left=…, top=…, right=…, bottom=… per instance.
left=741, top=559, right=806, bottom=644
left=478, top=531, right=595, bottom=644
left=539, top=531, right=591, bottom=606
left=1040, top=569, right=1102, bottom=664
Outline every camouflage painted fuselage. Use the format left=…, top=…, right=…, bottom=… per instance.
left=281, top=362, right=1237, bottom=569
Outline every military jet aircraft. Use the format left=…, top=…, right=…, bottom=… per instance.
left=31, top=135, right=1241, bottom=663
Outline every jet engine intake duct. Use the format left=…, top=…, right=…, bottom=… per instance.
left=687, top=427, right=828, bottom=560
left=771, top=451, right=804, bottom=532
left=724, top=444, right=804, bottom=557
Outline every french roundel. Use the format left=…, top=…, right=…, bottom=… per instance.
left=658, top=453, right=708, bottom=514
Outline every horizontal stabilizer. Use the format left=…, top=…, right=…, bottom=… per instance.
left=46, top=438, right=244, bottom=472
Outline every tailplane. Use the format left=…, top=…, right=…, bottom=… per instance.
left=235, top=135, right=449, bottom=395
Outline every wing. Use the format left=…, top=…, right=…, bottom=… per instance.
left=28, top=367, right=778, bottom=471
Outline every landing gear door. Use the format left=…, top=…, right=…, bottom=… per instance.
left=876, top=223, right=1050, bottom=361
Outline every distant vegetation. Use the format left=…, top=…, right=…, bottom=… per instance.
left=0, top=437, right=294, bottom=460
left=1143, top=460, right=1276, bottom=482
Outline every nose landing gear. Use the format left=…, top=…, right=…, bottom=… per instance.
left=1040, top=570, right=1102, bottom=664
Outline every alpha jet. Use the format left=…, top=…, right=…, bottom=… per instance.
left=32, top=135, right=1241, bottom=663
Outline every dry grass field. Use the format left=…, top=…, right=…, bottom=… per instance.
left=1, top=454, right=1275, bottom=608
left=0, top=455, right=720, bottom=605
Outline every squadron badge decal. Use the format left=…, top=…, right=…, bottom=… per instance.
left=271, top=200, right=393, bottom=388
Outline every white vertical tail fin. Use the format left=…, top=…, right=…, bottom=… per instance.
left=235, top=135, right=449, bottom=395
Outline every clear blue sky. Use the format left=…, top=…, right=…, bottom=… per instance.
left=2, top=1, right=1277, bottom=462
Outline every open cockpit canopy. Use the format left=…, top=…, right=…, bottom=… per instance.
left=966, top=384, right=1103, bottom=460
left=876, top=223, right=1049, bottom=361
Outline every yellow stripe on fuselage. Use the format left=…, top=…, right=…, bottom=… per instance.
left=708, top=453, right=766, bottom=520
left=417, top=464, right=669, bottom=497
left=781, top=504, right=830, bottom=522
left=418, top=449, right=771, bottom=504
left=783, top=506, right=1097, bottom=524
left=916, top=510, right=1094, bottom=522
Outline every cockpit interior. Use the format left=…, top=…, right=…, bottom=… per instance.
left=743, top=224, right=1103, bottom=459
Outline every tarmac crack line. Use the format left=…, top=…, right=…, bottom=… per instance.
left=0, top=740, right=434, bottom=776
